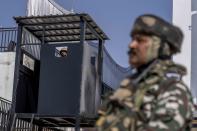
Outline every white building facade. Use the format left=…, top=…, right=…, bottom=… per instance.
left=173, top=0, right=197, bottom=103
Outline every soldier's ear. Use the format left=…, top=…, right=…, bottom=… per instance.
left=162, top=43, right=171, bottom=56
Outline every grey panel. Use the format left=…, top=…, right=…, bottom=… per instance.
left=80, top=42, right=98, bottom=116
left=191, top=14, right=197, bottom=98
left=192, top=0, right=197, bottom=11
left=38, top=43, right=83, bottom=115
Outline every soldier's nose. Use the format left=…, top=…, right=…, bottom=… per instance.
left=129, top=40, right=138, bottom=49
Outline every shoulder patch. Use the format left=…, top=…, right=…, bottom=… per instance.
left=165, top=73, right=181, bottom=80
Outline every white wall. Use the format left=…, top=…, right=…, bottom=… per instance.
left=172, top=0, right=191, bottom=88
left=0, top=52, right=15, bottom=101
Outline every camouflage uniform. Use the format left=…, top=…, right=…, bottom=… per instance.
left=96, top=15, right=194, bottom=131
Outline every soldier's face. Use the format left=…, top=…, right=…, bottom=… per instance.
left=128, top=34, right=155, bottom=68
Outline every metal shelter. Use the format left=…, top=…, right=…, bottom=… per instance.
left=7, top=13, right=109, bottom=131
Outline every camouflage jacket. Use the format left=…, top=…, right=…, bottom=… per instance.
left=96, top=59, right=194, bottom=131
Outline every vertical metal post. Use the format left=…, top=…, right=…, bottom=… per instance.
left=40, top=25, right=46, bottom=59
left=38, top=126, right=43, bottom=131
left=80, top=16, right=86, bottom=45
left=30, top=114, right=35, bottom=131
left=75, top=115, right=80, bottom=131
left=10, top=114, right=17, bottom=131
left=74, top=16, right=86, bottom=131
left=6, top=24, right=23, bottom=131
left=98, top=39, right=104, bottom=76
left=98, top=39, right=104, bottom=104
left=42, top=25, right=45, bottom=45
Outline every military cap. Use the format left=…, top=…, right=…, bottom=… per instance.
left=131, top=14, right=183, bottom=53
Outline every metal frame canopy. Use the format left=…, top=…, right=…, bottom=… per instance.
left=14, top=13, right=109, bottom=42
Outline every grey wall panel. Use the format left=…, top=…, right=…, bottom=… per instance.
left=80, top=42, right=98, bottom=116
left=38, top=43, right=83, bottom=115
left=191, top=14, right=197, bottom=98
left=192, top=0, right=197, bottom=11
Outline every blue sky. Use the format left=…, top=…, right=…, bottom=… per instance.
left=0, top=0, right=172, bottom=67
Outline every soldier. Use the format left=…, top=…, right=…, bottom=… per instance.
left=96, top=14, right=194, bottom=131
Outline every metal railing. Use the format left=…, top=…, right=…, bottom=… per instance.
left=0, top=97, right=67, bottom=131
left=0, top=27, right=17, bottom=52
left=0, top=27, right=42, bottom=60
left=0, top=97, right=11, bottom=130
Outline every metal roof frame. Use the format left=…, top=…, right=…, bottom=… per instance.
left=14, top=13, right=109, bottom=43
